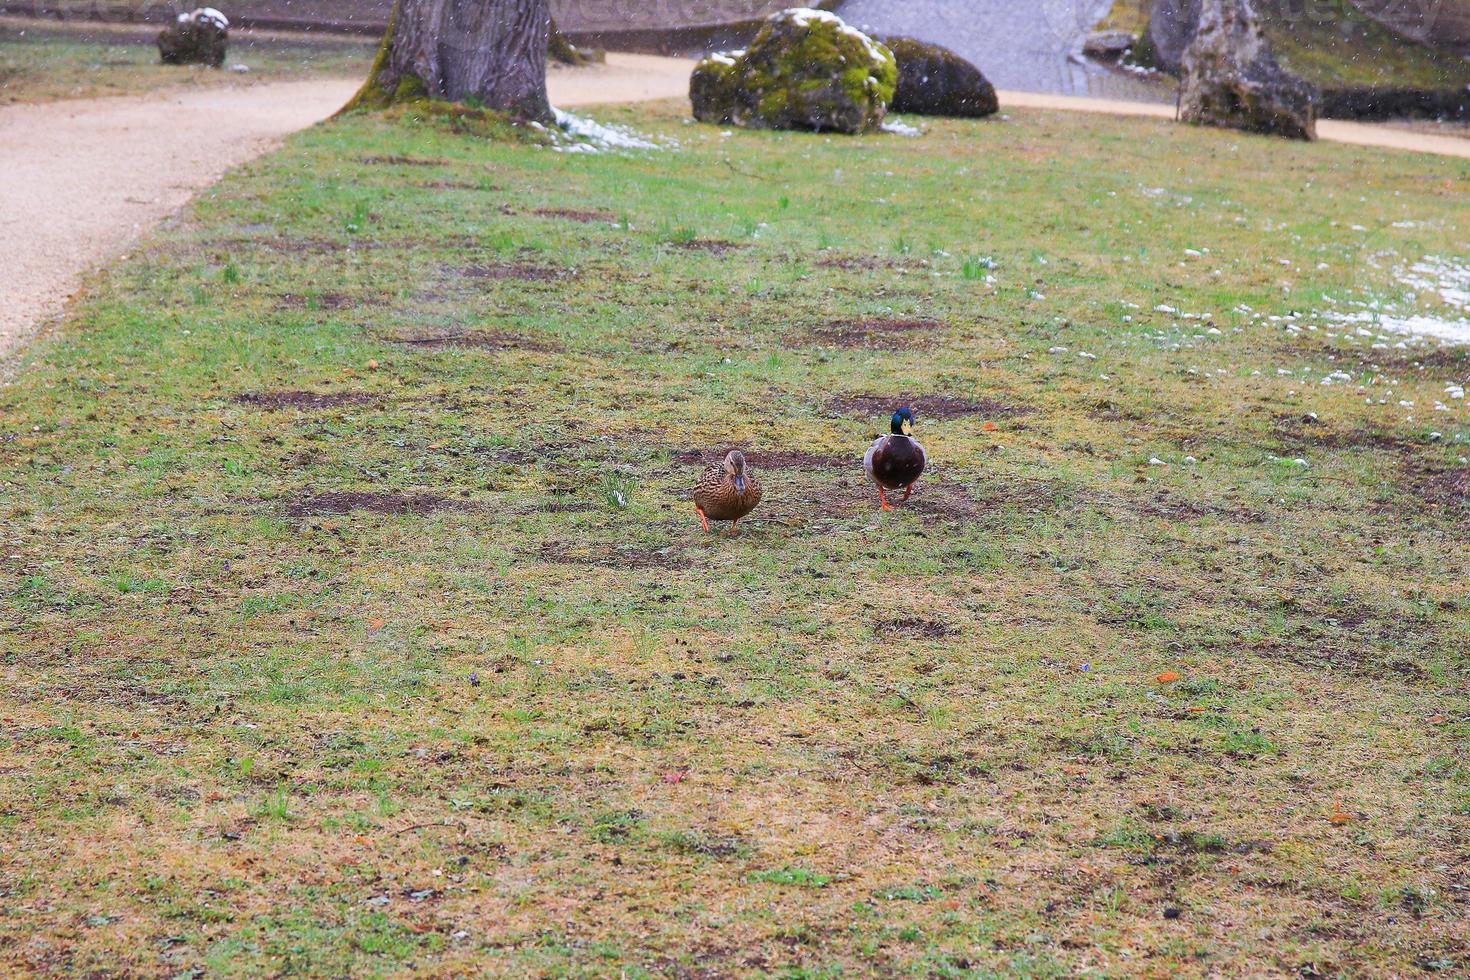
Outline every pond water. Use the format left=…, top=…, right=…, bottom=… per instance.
left=840, top=0, right=1172, bottom=101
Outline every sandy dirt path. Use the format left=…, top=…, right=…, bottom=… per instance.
left=998, top=90, right=1470, bottom=159
left=0, top=55, right=695, bottom=361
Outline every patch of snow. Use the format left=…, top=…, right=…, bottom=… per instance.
left=881, top=118, right=923, bottom=137
left=550, top=109, right=665, bottom=154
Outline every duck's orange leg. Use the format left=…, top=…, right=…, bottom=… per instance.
left=877, top=485, right=894, bottom=511
left=695, top=505, right=711, bottom=533
left=902, top=483, right=915, bottom=501
left=728, top=519, right=740, bottom=536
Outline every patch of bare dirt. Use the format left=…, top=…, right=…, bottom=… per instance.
left=211, top=236, right=374, bottom=256
left=539, top=500, right=599, bottom=513
left=417, top=180, right=497, bottom=191
left=537, top=541, right=689, bottom=570
left=808, top=317, right=942, bottom=350
left=815, top=255, right=912, bottom=272
left=460, top=262, right=574, bottom=283
left=391, top=330, right=560, bottom=353
left=357, top=155, right=450, bottom=167
left=532, top=207, right=618, bottom=224
left=874, top=616, right=956, bottom=639
left=826, top=392, right=1032, bottom=420
left=1270, top=415, right=1409, bottom=454
left=233, top=391, right=374, bottom=411
left=283, top=491, right=469, bottom=518
left=669, top=239, right=745, bottom=255
left=1087, top=487, right=1261, bottom=524
left=1087, top=398, right=1149, bottom=423
left=1405, top=462, right=1469, bottom=521
left=276, top=292, right=360, bottom=311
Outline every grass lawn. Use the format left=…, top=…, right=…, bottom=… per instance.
left=0, top=19, right=373, bottom=104
left=1102, top=0, right=1470, bottom=91
left=1, top=97, right=1468, bottom=976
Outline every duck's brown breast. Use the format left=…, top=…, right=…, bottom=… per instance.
left=694, top=474, right=762, bottom=521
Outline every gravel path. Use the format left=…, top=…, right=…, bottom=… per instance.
left=0, top=55, right=695, bottom=362
left=841, top=0, right=1164, bottom=99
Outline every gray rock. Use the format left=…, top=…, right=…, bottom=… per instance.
left=1178, top=0, right=1317, bottom=140
left=1142, top=0, right=1200, bottom=73
left=157, top=8, right=229, bottom=69
left=689, top=9, right=897, bottom=134
left=1082, top=31, right=1138, bottom=62
left=882, top=36, right=998, bottom=117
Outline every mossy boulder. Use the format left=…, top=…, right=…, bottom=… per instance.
left=157, top=8, right=229, bottom=69
left=882, top=36, right=998, bottom=118
left=689, top=8, right=897, bottom=134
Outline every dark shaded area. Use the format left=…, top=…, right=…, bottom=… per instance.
left=1320, top=86, right=1470, bottom=121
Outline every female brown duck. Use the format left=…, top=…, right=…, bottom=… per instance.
left=693, top=450, right=762, bottom=534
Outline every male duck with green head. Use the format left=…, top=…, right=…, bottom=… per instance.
left=864, top=407, right=926, bottom=511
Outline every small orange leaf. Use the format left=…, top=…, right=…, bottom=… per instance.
left=367, top=617, right=386, bottom=632
left=1329, top=813, right=1354, bottom=825
left=1156, top=671, right=1181, bottom=684
left=366, top=359, right=380, bottom=370
left=1428, top=714, right=1448, bottom=725
left=983, top=421, right=998, bottom=432
left=1186, top=706, right=1206, bottom=714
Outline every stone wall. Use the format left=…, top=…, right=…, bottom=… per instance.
left=0, top=0, right=805, bottom=35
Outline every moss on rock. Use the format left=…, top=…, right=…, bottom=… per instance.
left=689, top=8, right=896, bottom=134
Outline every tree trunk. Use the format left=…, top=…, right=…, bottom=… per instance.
left=345, top=0, right=552, bottom=121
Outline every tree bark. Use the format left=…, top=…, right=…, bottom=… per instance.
left=346, top=0, right=552, bottom=121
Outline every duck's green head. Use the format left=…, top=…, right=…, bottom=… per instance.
left=891, top=407, right=916, bottom=436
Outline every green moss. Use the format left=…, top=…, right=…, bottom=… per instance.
left=689, top=53, right=741, bottom=124
left=698, top=10, right=897, bottom=134
left=380, top=98, right=540, bottom=143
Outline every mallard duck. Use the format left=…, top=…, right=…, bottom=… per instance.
left=864, top=407, right=926, bottom=511
left=693, top=450, right=762, bottom=534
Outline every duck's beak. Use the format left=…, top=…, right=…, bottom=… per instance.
left=734, top=474, right=747, bottom=493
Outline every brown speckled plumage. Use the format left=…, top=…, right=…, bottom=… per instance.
left=692, top=450, right=762, bottom=532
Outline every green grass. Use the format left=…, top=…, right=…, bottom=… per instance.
left=0, top=98, right=1468, bottom=976
left=1103, top=0, right=1470, bottom=90
left=0, top=19, right=373, bottom=104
